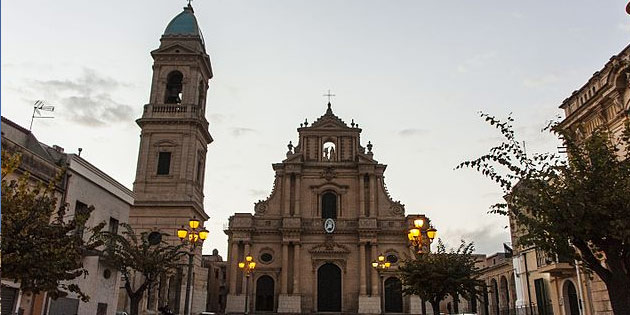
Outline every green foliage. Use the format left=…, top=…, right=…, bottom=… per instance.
left=1, top=150, right=99, bottom=302
left=91, top=224, right=186, bottom=315
left=458, top=113, right=630, bottom=313
left=398, top=240, right=481, bottom=312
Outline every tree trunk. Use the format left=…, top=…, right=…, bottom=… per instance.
left=129, top=294, right=142, bottom=315
left=604, top=275, right=630, bottom=315
left=430, top=300, right=440, bottom=315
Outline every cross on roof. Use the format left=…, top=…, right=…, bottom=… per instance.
left=323, top=89, right=336, bottom=103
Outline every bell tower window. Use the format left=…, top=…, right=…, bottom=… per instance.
left=321, top=192, right=337, bottom=219
left=157, top=152, right=172, bottom=175
left=165, top=71, right=183, bottom=104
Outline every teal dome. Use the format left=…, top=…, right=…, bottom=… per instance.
left=164, top=5, right=202, bottom=37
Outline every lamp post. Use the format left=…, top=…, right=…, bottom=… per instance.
left=407, top=217, right=437, bottom=254
left=177, top=217, right=209, bottom=315
left=407, top=217, right=436, bottom=315
left=372, top=254, right=391, bottom=315
left=238, top=254, right=256, bottom=315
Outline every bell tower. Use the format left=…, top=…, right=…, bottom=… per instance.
left=133, top=4, right=212, bottom=219
left=129, top=4, right=212, bottom=314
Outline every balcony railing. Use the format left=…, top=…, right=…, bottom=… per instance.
left=142, top=104, right=204, bottom=120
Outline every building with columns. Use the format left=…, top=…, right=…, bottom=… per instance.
left=224, top=104, right=433, bottom=314
left=121, top=4, right=213, bottom=315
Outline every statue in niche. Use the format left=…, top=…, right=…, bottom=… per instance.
left=323, top=142, right=336, bottom=161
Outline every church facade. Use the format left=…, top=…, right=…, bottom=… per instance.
left=225, top=104, right=432, bottom=314
left=124, top=5, right=213, bottom=315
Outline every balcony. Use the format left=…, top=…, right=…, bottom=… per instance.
left=141, top=103, right=205, bottom=120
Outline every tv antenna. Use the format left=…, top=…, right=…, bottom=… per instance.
left=30, top=100, right=55, bottom=131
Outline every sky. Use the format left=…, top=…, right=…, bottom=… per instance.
left=2, top=0, right=629, bottom=256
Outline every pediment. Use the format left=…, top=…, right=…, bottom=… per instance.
left=309, top=104, right=350, bottom=129
left=309, top=239, right=350, bottom=255
left=310, top=181, right=349, bottom=194
left=151, top=43, right=197, bottom=55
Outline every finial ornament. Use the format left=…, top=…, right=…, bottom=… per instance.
left=304, top=118, right=308, bottom=127
left=287, top=141, right=294, bottom=153
left=351, top=119, right=355, bottom=128
left=367, top=141, right=373, bottom=153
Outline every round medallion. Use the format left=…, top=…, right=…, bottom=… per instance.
left=148, top=231, right=162, bottom=245
left=324, top=218, right=336, bottom=233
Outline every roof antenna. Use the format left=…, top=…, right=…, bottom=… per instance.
left=30, top=100, right=55, bottom=131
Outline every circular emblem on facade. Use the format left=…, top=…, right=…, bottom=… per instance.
left=324, top=218, right=336, bottom=233
left=148, top=231, right=162, bottom=245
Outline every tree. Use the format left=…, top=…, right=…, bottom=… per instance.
left=398, top=240, right=482, bottom=315
left=92, top=223, right=186, bottom=315
left=458, top=113, right=630, bottom=314
left=1, top=150, right=98, bottom=302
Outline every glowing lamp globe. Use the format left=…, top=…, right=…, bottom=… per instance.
left=413, top=218, right=424, bottom=228
left=177, top=227, right=188, bottom=240
left=189, top=218, right=200, bottom=229
left=199, top=229, right=209, bottom=240
left=427, top=227, right=437, bottom=240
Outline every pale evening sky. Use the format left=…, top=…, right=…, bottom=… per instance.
left=2, top=0, right=629, bottom=256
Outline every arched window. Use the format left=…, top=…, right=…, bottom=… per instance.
left=321, top=192, right=337, bottom=219
left=165, top=71, right=183, bottom=104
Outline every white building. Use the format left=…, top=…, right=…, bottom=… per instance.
left=1, top=117, right=134, bottom=315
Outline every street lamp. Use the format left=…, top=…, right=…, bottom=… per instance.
left=238, top=254, right=256, bottom=315
left=407, top=217, right=437, bottom=254
left=372, top=254, right=391, bottom=315
left=177, top=217, right=209, bottom=315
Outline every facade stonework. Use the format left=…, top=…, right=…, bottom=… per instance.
left=224, top=104, right=430, bottom=314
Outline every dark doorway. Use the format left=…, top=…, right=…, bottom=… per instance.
left=317, top=263, right=342, bottom=312
left=491, top=278, right=499, bottom=315
left=565, top=281, right=580, bottom=315
left=255, top=275, right=275, bottom=312
left=384, top=277, right=403, bottom=313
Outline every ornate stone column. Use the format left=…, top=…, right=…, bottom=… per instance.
left=359, top=174, right=366, bottom=216
left=293, top=244, right=301, bottom=294
left=294, top=176, right=301, bottom=216
left=371, top=244, right=379, bottom=295
left=229, top=241, right=238, bottom=294
left=369, top=175, right=376, bottom=217
left=281, top=243, right=289, bottom=294
left=359, top=243, right=367, bottom=295
left=283, top=175, right=291, bottom=216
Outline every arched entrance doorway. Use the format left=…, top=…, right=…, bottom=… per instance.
left=384, top=277, right=403, bottom=313
left=500, top=276, right=510, bottom=309
left=317, top=263, right=342, bottom=312
left=491, top=278, right=499, bottom=314
left=255, top=275, right=274, bottom=312
left=563, top=280, right=580, bottom=315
